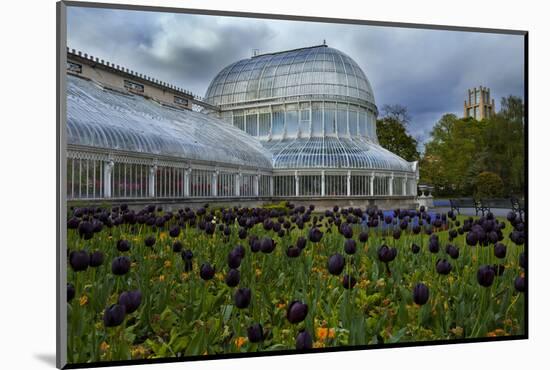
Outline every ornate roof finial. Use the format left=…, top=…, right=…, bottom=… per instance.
left=323, top=39, right=326, bottom=46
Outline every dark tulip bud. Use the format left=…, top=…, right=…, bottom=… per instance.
left=223, top=226, right=231, bottom=236
left=445, top=244, right=459, bottom=259
left=238, top=227, right=247, bottom=240
left=359, top=231, right=368, bottom=243
left=392, top=228, right=401, bottom=240
left=466, top=232, right=478, bottom=246
left=205, top=222, right=215, bottom=235
left=327, top=253, right=345, bottom=275
left=117, top=239, right=131, bottom=252
left=247, top=323, right=264, bottom=343
left=308, top=228, right=323, bottom=243
left=69, top=250, right=90, bottom=272
left=507, top=212, right=517, bottom=223
left=250, top=239, right=261, bottom=253
left=519, top=252, right=525, bottom=269
left=411, top=243, right=420, bottom=254
left=111, top=256, right=131, bottom=275
left=344, top=239, right=357, bottom=255
left=78, top=221, right=94, bottom=240
left=413, top=283, right=429, bottom=305
left=287, top=300, right=308, bottom=323
left=118, top=290, right=142, bottom=314
left=295, top=329, right=313, bottom=350
left=400, top=220, right=408, bottom=230
left=227, top=249, right=242, bottom=269
left=286, top=246, right=301, bottom=258
left=67, top=283, right=75, bottom=302
left=342, top=274, right=357, bottom=289
left=144, top=236, right=156, bottom=247
left=514, top=276, right=525, bottom=292
left=234, top=288, right=252, bottom=309
left=341, top=224, right=353, bottom=239
left=278, top=229, right=285, bottom=238
left=296, top=236, right=307, bottom=249
left=225, top=268, right=240, bottom=287
left=172, top=241, right=183, bottom=253
left=234, top=245, right=245, bottom=259
left=436, top=259, right=452, bottom=275
left=494, top=243, right=507, bottom=259
left=182, top=249, right=193, bottom=261
left=477, top=265, right=495, bottom=287
left=384, top=215, right=393, bottom=224
left=260, top=237, right=276, bottom=253
left=412, top=225, right=421, bottom=234
left=89, top=250, right=104, bottom=267
left=103, top=304, right=126, bottom=327
left=169, top=226, right=180, bottom=238
left=428, top=240, right=440, bottom=254
left=378, top=245, right=397, bottom=263
left=200, top=263, right=215, bottom=280
left=67, top=217, right=80, bottom=229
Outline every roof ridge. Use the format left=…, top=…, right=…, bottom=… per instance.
left=251, top=44, right=327, bottom=58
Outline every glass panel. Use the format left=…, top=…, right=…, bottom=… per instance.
left=299, top=175, right=321, bottom=196
left=272, top=108, right=285, bottom=136
left=349, top=110, right=358, bottom=136
left=337, top=106, right=348, bottom=135
left=311, top=102, right=323, bottom=136
left=246, top=114, right=258, bottom=136
left=259, top=113, right=271, bottom=136
left=286, top=109, right=299, bottom=137
left=324, top=102, right=336, bottom=135
left=326, top=174, right=347, bottom=196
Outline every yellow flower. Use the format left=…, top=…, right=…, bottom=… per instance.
left=316, top=327, right=336, bottom=340
left=450, top=327, right=464, bottom=337
left=235, top=336, right=247, bottom=349
left=79, top=295, right=88, bottom=306
left=164, top=260, right=172, bottom=268
left=317, top=327, right=328, bottom=340
left=255, top=269, right=262, bottom=277
left=276, top=303, right=286, bottom=309
left=313, top=340, right=325, bottom=348
left=100, top=341, right=110, bottom=353
left=131, top=345, right=146, bottom=358
left=494, top=329, right=506, bottom=336
left=131, top=262, right=137, bottom=268
left=159, top=232, right=168, bottom=241
left=159, top=275, right=165, bottom=282
left=181, top=272, right=189, bottom=280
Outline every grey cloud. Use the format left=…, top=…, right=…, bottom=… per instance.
left=67, top=7, right=524, bottom=146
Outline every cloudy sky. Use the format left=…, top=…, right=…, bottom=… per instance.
left=67, top=6, right=524, bottom=148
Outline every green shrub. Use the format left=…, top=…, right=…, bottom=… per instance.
left=474, top=171, right=504, bottom=198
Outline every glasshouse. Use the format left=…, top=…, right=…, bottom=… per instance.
left=65, top=44, right=418, bottom=208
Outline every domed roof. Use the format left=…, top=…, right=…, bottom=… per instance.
left=66, top=74, right=273, bottom=169
left=204, top=45, right=375, bottom=108
left=262, top=137, right=414, bottom=172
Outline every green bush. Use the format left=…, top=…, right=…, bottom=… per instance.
left=474, top=171, right=504, bottom=198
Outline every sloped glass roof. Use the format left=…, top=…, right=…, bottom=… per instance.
left=204, top=45, right=375, bottom=107
left=66, top=74, right=273, bottom=169
left=262, top=137, right=414, bottom=172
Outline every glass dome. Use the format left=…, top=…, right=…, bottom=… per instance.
left=66, top=74, right=273, bottom=170
left=263, top=137, right=413, bottom=172
left=204, top=45, right=376, bottom=108
left=203, top=45, right=416, bottom=174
